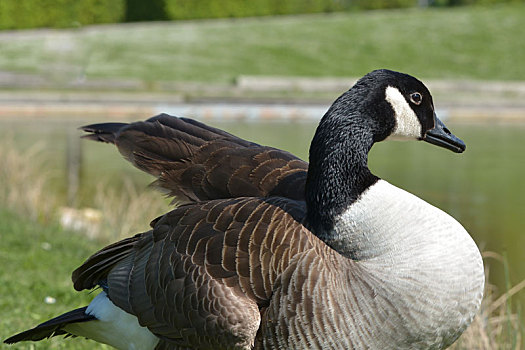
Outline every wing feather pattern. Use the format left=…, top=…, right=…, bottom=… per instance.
left=72, top=197, right=314, bottom=349
left=81, top=114, right=308, bottom=203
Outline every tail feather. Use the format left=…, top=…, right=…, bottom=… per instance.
left=80, top=122, right=128, bottom=144
left=4, top=307, right=95, bottom=344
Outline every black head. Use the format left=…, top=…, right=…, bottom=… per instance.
left=335, top=69, right=466, bottom=153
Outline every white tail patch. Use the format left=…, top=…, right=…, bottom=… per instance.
left=64, top=291, right=159, bottom=350
left=385, top=86, right=422, bottom=140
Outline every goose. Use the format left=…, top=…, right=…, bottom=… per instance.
left=4, top=69, right=484, bottom=350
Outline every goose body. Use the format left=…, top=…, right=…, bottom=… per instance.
left=5, top=70, right=484, bottom=349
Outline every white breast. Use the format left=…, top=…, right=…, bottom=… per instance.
left=331, top=180, right=485, bottom=348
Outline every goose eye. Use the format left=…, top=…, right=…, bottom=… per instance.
left=410, top=92, right=422, bottom=105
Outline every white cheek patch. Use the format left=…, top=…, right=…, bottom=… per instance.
left=384, top=86, right=422, bottom=140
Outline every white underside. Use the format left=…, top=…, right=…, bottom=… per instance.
left=330, top=180, right=485, bottom=348
left=64, top=291, right=159, bottom=350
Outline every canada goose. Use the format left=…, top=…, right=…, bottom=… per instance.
left=5, top=69, right=484, bottom=350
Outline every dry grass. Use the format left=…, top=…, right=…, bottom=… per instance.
left=0, top=138, right=58, bottom=222
left=451, top=252, right=525, bottom=350
left=0, top=139, right=169, bottom=241
left=92, top=179, right=169, bottom=240
left=1, top=140, right=524, bottom=349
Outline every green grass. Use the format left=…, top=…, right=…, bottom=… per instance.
left=0, top=3, right=524, bottom=84
left=0, top=209, right=110, bottom=349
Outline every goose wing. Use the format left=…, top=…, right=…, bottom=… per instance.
left=81, top=115, right=308, bottom=203
left=72, top=196, right=314, bottom=349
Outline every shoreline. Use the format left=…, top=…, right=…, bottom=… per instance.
left=1, top=76, right=524, bottom=122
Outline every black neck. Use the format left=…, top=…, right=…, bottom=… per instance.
left=304, top=110, right=378, bottom=239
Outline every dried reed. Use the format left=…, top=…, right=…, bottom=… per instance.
left=0, top=138, right=58, bottom=222
left=93, top=178, right=169, bottom=240
left=451, top=252, right=524, bottom=350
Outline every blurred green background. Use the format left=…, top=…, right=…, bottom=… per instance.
left=1, top=1, right=524, bottom=349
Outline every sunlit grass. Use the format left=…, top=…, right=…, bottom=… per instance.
left=0, top=209, right=111, bottom=350
left=0, top=4, right=524, bottom=84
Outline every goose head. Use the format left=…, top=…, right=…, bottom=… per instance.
left=379, top=70, right=465, bottom=153
left=320, top=69, right=465, bottom=152
left=305, top=69, right=466, bottom=236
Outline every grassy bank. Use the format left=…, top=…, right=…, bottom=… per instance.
left=0, top=209, right=108, bottom=349
left=0, top=138, right=165, bottom=348
left=0, top=3, right=524, bottom=86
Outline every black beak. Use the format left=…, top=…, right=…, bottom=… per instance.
left=422, top=113, right=466, bottom=153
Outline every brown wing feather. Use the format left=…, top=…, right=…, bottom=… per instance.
left=72, top=197, right=314, bottom=349
left=81, top=114, right=308, bottom=203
